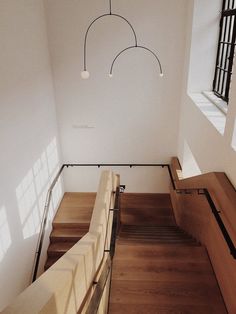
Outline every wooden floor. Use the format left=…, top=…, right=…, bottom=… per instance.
left=44, top=192, right=96, bottom=270
left=109, top=193, right=227, bottom=314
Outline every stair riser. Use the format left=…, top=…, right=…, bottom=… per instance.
left=50, top=236, right=82, bottom=243
left=118, top=240, right=199, bottom=245
left=120, top=232, right=188, bottom=236
left=119, top=237, right=197, bottom=241
left=52, top=223, right=89, bottom=229
left=48, top=251, right=67, bottom=258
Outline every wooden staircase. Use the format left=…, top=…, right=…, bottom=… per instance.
left=44, top=192, right=96, bottom=270
left=109, top=193, right=227, bottom=313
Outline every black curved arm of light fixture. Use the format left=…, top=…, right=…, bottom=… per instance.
left=83, top=14, right=138, bottom=71
left=109, top=45, right=163, bottom=76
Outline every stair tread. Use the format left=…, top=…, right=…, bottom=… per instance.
left=118, top=237, right=197, bottom=242
left=117, top=240, right=200, bottom=248
left=52, top=221, right=90, bottom=228
left=60, top=192, right=96, bottom=206
left=110, top=280, right=226, bottom=307
left=51, top=228, right=86, bottom=238
left=114, top=244, right=208, bottom=260
left=48, top=241, right=75, bottom=252
left=118, top=224, right=197, bottom=245
left=112, top=260, right=214, bottom=282
left=120, top=193, right=172, bottom=209
left=121, top=217, right=176, bottom=226
left=109, top=280, right=226, bottom=314
left=53, top=208, right=93, bottom=224
left=53, top=192, right=96, bottom=224
left=109, top=303, right=224, bottom=314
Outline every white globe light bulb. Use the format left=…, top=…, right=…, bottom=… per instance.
left=109, top=73, right=113, bottom=78
left=81, top=70, right=90, bottom=79
left=160, top=72, right=164, bottom=77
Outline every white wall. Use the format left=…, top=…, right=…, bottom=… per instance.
left=178, top=0, right=236, bottom=187
left=0, top=0, right=62, bottom=310
left=45, top=0, right=189, bottom=192
left=188, top=0, right=222, bottom=91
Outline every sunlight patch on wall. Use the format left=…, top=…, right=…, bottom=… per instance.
left=33, top=152, right=50, bottom=217
left=16, top=170, right=37, bottom=225
left=0, top=206, right=11, bottom=262
left=46, top=138, right=62, bottom=215
left=15, top=138, right=62, bottom=240
left=182, top=140, right=202, bottom=178
left=231, top=118, right=236, bottom=151
left=16, top=170, right=39, bottom=238
left=34, top=152, right=49, bottom=198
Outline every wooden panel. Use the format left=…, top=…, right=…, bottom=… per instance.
left=170, top=157, right=236, bottom=313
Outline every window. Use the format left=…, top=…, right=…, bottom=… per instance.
left=213, top=0, right=236, bottom=103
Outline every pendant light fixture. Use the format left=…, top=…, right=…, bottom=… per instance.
left=81, top=0, right=163, bottom=79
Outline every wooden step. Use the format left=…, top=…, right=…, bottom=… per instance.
left=109, top=303, right=225, bottom=314
left=119, top=233, right=193, bottom=239
left=59, top=192, right=96, bottom=207
left=117, top=239, right=200, bottom=246
left=118, top=235, right=197, bottom=242
left=53, top=192, right=96, bottom=225
left=121, top=211, right=175, bottom=226
left=53, top=208, right=93, bottom=225
left=120, top=193, right=175, bottom=225
left=52, top=221, right=90, bottom=230
left=113, top=244, right=209, bottom=261
left=118, top=225, right=199, bottom=246
left=47, top=242, right=75, bottom=257
left=121, top=207, right=174, bottom=217
left=120, top=226, right=188, bottom=236
left=120, top=225, right=181, bottom=230
left=110, top=280, right=225, bottom=307
left=50, top=228, right=87, bottom=243
left=120, top=193, right=172, bottom=209
left=112, top=259, right=214, bottom=282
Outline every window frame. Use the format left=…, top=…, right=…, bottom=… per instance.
left=213, top=0, right=236, bottom=103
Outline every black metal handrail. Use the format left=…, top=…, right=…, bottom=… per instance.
left=65, top=163, right=169, bottom=168
left=32, top=163, right=168, bottom=282
left=169, top=166, right=236, bottom=259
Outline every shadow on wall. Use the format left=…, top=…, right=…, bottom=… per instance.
left=0, top=137, right=63, bottom=311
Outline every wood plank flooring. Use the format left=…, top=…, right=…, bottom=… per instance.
left=109, top=193, right=227, bottom=314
